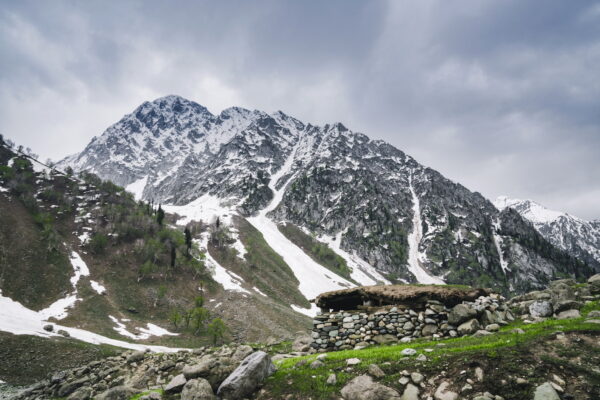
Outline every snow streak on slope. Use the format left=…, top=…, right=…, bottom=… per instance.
left=248, top=142, right=354, bottom=316
left=407, top=174, right=445, bottom=284
left=492, top=218, right=509, bottom=273
left=126, top=176, right=148, bottom=201
left=319, top=231, right=390, bottom=286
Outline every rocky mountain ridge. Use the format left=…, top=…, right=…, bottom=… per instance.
left=495, top=196, right=600, bottom=270
left=58, top=95, right=597, bottom=297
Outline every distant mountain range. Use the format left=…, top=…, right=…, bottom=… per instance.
left=495, top=196, right=600, bottom=271
left=57, top=95, right=597, bottom=300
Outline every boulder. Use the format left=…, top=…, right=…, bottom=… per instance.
left=556, top=309, right=581, bottom=319
left=127, top=350, right=146, bottom=363
left=216, top=351, right=276, bottom=400
left=533, top=382, right=560, bottom=400
left=401, top=348, right=417, bottom=356
left=421, top=324, right=438, bottom=336
left=554, top=300, right=582, bottom=313
left=96, top=386, right=138, bottom=400
left=58, top=377, right=89, bottom=397
left=292, top=332, right=312, bottom=352
left=67, top=386, right=92, bottom=400
left=368, top=364, right=385, bottom=378
left=587, top=310, right=600, bottom=318
left=43, top=324, right=54, bottom=332
left=183, top=356, right=216, bottom=379
left=434, top=381, right=458, bottom=400
left=165, top=374, right=187, bottom=394
left=587, top=274, right=600, bottom=284
left=457, top=319, right=480, bottom=335
left=340, top=375, right=401, bottom=400
left=400, top=383, right=420, bottom=400
left=326, top=373, right=337, bottom=385
left=448, top=304, right=477, bottom=325
left=372, top=334, right=397, bottom=345
left=181, top=378, right=216, bottom=400
left=529, top=301, right=553, bottom=318
left=231, top=345, right=254, bottom=363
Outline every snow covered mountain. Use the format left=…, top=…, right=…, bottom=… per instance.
left=59, top=95, right=596, bottom=298
left=495, top=196, right=600, bottom=269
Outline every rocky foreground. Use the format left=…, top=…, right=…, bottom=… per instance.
left=4, top=274, right=600, bottom=400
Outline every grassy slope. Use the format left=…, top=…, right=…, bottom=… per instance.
left=277, top=222, right=356, bottom=283
left=261, top=301, right=600, bottom=400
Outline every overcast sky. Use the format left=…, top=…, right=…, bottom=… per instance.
left=1, top=1, right=599, bottom=219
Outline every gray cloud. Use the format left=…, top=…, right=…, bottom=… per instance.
left=1, top=0, right=599, bottom=219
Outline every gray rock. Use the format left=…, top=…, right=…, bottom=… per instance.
left=529, top=301, right=553, bottom=318
left=67, top=386, right=92, bottom=400
left=183, top=356, right=216, bottom=379
left=326, top=373, right=337, bottom=385
left=401, top=348, right=417, bottom=356
left=346, top=358, right=361, bottom=366
left=292, top=332, right=312, bottom=352
left=410, top=372, right=424, bottom=384
left=165, top=374, right=187, bottom=393
left=127, top=350, right=146, bottom=363
left=372, top=334, right=397, bottom=345
left=181, top=378, right=216, bottom=400
left=340, top=375, right=401, bottom=400
left=58, top=377, right=89, bottom=397
left=416, top=354, right=427, bottom=362
left=140, top=393, right=162, bottom=400
left=96, top=386, right=138, bottom=400
left=556, top=309, right=581, bottom=319
left=368, top=364, right=385, bottom=378
left=587, top=310, right=600, bottom=318
left=472, top=330, right=493, bottom=337
left=448, top=304, right=477, bottom=325
left=400, top=383, right=420, bottom=400
left=588, top=274, right=600, bottom=284
left=457, top=319, right=480, bottom=335
left=310, top=360, right=324, bottom=369
left=57, top=329, right=70, bottom=337
left=554, top=300, right=582, bottom=313
left=421, top=324, right=438, bottom=336
left=231, top=345, right=254, bottom=362
left=485, top=324, right=500, bottom=332
left=216, top=351, right=276, bottom=400
left=434, top=381, right=458, bottom=400
left=533, top=382, right=560, bottom=400
left=43, top=324, right=54, bottom=332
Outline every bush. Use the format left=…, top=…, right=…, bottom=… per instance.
left=88, top=233, right=109, bottom=254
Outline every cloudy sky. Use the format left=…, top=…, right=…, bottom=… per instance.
left=1, top=1, right=599, bottom=219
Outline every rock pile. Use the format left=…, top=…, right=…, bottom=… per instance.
left=10, top=345, right=275, bottom=400
left=311, top=294, right=514, bottom=351
left=508, top=275, right=600, bottom=321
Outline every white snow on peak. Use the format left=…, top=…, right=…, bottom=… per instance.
left=494, top=196, right=566, bottom=224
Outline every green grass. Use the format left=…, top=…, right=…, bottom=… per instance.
left=129, top=389, right=164, bottom=400
left=264, top=300, right=600, bottom=399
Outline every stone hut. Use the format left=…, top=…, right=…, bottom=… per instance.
left=311, top=284, right=513, bottom=352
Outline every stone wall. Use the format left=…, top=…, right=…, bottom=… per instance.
left=311, top=294, right=514, bottom=352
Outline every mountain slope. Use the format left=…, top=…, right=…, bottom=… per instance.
left=59, top=95, right=595, bottom=297
left=495, top=196, right=600, bottom=270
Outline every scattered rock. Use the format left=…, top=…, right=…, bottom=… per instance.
left=368, top=364, right=385, bottom=378
left=587, top=310, right=600, bottom=318
left=410, top=372, right=423, bottom=384
left=399, top=383, right=420, bottom=400
left=292, top=332, right=312, bottom=352
left=96, top=386, right=138, bottom=400
left=310, top=360, right=324, bottom=369
left=326, top=373, right=337, bottom=385
left=472, top=330, right=492, bottom=337
left=511, top=328, right=525, bottom=334
left=533, top=382, right=560, bottom=400
left=398, top=377, right=410, bottom=385
left=475, top=367, right=484, bottom=382
left=372, top=334, right=398, bottom=345
left=57, top=329, right=70, bottom=337
left=216, top=351, right=276, bottom=400
left=552, top=374, right=565, bottom=387
left=485, top=324, right=500, bottom=332
left=401, top=348, right=417, bottom=356
left=43, top=324, right=54, bottom=332
left=67, top=386, right=92, bottom=400
left=457, top=319, right=480, bottom=335
left=181, top=378, right=216, bottom=400
left=416, top=354, right=427, bottom=362
left=127, top=350, right=146, bottom=364
left=346, top=358, right=361, bottom=366
left=529, top=301, right=553, bottom=318
left=448, top=304, right=477, bottom=325
left=340, top=375, right=401, bottom=400
left=434, top=381, right=458, bottom=400
left=165, top=374, right=187, bottom=394
left=556, top=309, right=580, bottom=319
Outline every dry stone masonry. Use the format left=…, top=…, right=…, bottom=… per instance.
left=311, top=294, right=514, bottom=352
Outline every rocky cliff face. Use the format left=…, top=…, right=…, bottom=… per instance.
left=58, top=96, right=596, bottom=295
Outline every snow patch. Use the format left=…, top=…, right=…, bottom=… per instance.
left=126, top=176, right=148, bottom=201
left=163, top=194, right=235, bottom=226
left=90, top=280, right=107, bottom=295
left=109, top=316, right=178, bottom=340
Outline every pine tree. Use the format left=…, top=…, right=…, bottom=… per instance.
left=157, top=204, right=165, bottom=225
left=170, top=242, right=176, bottom=268
left=184, top=227, right=192, bottom=257
left=216, top=217, right=220, bottom=229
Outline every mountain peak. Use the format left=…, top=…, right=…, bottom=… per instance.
left=495, top=196, right=567, bottom=224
